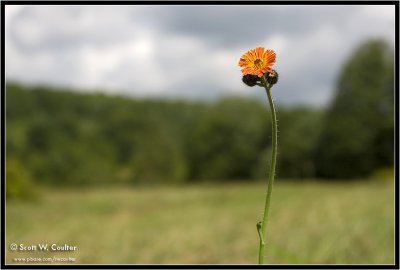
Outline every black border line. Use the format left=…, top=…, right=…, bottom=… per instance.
left=394, top=1, right=399, bottom=269
left=1, top=1, right=6, bottom=269
left=0, top=1, right=399, bottom=5
left=1, top=1, right=399, bottom=269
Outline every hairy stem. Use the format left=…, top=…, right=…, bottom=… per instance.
left=258, top=76, right=278, bottom=264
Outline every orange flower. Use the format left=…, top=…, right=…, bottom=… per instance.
left=239, top=47, right=276, bottom=77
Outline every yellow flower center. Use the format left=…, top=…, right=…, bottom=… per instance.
left=253, top=59, right=263, bottom=70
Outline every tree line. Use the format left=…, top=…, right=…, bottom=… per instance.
left=6, top=39, right=394, bottom=195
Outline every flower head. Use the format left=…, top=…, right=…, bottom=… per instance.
left=264, top=69, right=279, bottom=85
left=242, top=74, right=259, bottom=87
left=239, top=47, right=276, bottom=77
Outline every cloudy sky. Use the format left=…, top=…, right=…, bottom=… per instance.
left=5, top=4, right=395, bottom=106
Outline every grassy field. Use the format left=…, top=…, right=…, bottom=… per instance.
left=6, top=179, right=395, bottom=265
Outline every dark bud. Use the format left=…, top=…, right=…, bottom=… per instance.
left=264, top=70, right=279, bottom=85
left=242, top=74, right=259, bottom=87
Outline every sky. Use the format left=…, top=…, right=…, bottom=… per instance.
left=4, top=4, right=395, bottom=106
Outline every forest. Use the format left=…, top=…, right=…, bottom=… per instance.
left=6, top=39, right=394, bottom=197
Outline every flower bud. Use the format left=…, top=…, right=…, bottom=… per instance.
left=242, top=74, right=259, bottom=87
left=264, top=70, right=279, bottom=85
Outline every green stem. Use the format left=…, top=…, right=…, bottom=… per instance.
left=258, top=76, right=278, bottom=264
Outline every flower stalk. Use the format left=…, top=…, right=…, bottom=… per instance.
left=258, top=76, right=278, bottom=264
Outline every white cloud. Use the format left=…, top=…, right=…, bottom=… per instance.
left=4, top=5, right=396, bottom=106
left=78, top=37, right=157, bottom=89
left=4, top=5, right=23, bottom=24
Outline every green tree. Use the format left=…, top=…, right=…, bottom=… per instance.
left=188, top=98, right=268, bottom=181
left=6, top=158, right=38, bottom=200
left=315, top=39, right=394, bottom=178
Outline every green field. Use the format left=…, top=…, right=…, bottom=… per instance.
left=6, top=180, right=395, bottom=265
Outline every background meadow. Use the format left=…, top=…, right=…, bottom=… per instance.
left=4, top=4, right=396, bottom=265
left=6, top=181, right=394, bottom=264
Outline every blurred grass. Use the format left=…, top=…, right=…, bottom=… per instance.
left=6, top=179, right=394, bottom=265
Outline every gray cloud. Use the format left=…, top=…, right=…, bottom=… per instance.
left=5, top=4, right=395, bottom=106
left=153, top=6, right=360, bottom=47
